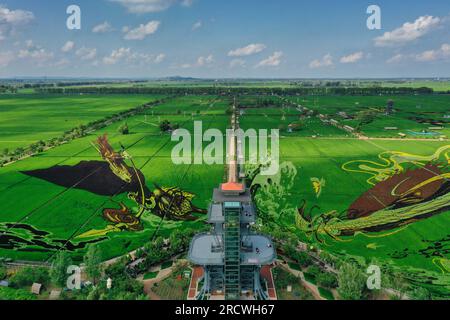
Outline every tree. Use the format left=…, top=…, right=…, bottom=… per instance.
left=337, top=262, right=366, bottom=300
left=160, top=120, right=171, bottom=132
left=2, top=148, right=8, bottom=156
left=50, top=251, right=73, bottom=287
left=84, top=244, right=103, bottom=285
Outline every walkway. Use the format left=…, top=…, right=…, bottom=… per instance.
left=187, top=266, right=204, bottom=300
left=260, top=265, right=277, bottom=300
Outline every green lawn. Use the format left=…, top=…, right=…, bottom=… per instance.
left=143, top=271, right=159, bottom=280
left=152, top=269, right=191, bottom=300
left=318, top=287, right=335, bottom=300
left=161, top=261, right=174, bottom=270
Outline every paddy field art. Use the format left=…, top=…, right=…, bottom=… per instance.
left=0, top=91, right=448, bottom=299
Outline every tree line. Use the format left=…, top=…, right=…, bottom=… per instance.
left=35, top=86, right=435, bottom=96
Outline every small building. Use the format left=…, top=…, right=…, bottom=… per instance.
left=0, top=280, right=9, bottom=287
left=398, top=133, right=407, bottom=138
left=183, top=270, right=192, bottom=279
left=337, top=111, right=352, bottom=119
left=429, top=127, right=444, bottom=130
left=31, top=283, right=42, bottom=295
left=384, top=127, right=398, bottom=130
left=343, top=125, right=355, bottom=132
left=330, top=119, right=339, bottom=126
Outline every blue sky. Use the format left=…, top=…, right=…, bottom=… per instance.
left=0, top=0, right=449, bottom=78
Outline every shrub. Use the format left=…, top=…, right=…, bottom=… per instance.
left=9, top=267, right=50, bottom=288
left=409, top=287, right=431, bottom=300
left=0, top=287, right=36, bottom=300
left=307, top=265, right=321, bottom=277
left=160, top=120, right=171, bottom=132
left=316, top=272, right=338, bottom=289
left=296, top=252, right=313, bottom=267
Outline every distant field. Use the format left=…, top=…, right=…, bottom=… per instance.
left=54, top=80, right=450, bottom=91
left=0, top=94, right=166, bottom=150
left=379, top=81, right=450, bottom=92
left=285, top=95, right=449, bottom=138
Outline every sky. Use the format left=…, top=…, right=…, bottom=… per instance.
left=0, top=0, right=449, bottom=78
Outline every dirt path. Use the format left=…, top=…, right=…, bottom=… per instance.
left=142, top=267, right=175, bottom=300
left=278, top=261, right=325, bottom=301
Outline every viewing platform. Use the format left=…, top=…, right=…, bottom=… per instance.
left=189, top=233, right=276, bottom=266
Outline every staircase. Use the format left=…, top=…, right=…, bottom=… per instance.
left=223, top=202, right=241, bottom=300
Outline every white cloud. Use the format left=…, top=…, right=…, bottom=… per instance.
left=0, top=5, right=34, bottom=25
left=229, top=59, right=246, bottom=68
left=192, top=20, right=202, bottom=31
left=0, top=5, right=34, bottom=40
left=197, top=54, right=214, bottom=66
left=415, top=43, right=450, bottom=62
left=374, top=15, right=441, bottom=47
left=103, top=47, right=165, bottom=65
left=340, top=51, right=364, bottom=64
left=309, top=54, right=333, bottom=68
left=124, top=21, right=160, bottom=40
left=61, top=41, right=75, bottom=53
left=0, top=51, right=15, bottom=67
left=25, top=39, right=34, bottom=48
left=177, top=54, right=214, bottom=68
left=92, top=21, right=114, bottom=33
left=228, top=43, right=266, bottom=57
left=54, top=58, right=70, bottom=68
left=154, top=53, right=166, bottom=63
left=76, top=47, right=97, bottom=60
left=415, top=50, right=438, bottom=62
left=103, top=47, right=131, bottom=65
left=256, top=51, right=283, bottom=67
left=18, top=45, right=54, bottom=66
left=110, top=0, right=193, bottom=14
left=386, top=54, right=406, bottom=64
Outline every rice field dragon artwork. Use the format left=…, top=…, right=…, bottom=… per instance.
left=295, top=145, right=450, bottom=243
left=77, top=135, right=206, bottom=238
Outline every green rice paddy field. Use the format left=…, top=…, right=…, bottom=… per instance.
left=0, top=94, right=166, bottom=150
left=0, top=93, right=448, bottom=295
left=285, top=95, right=450, bottom=138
